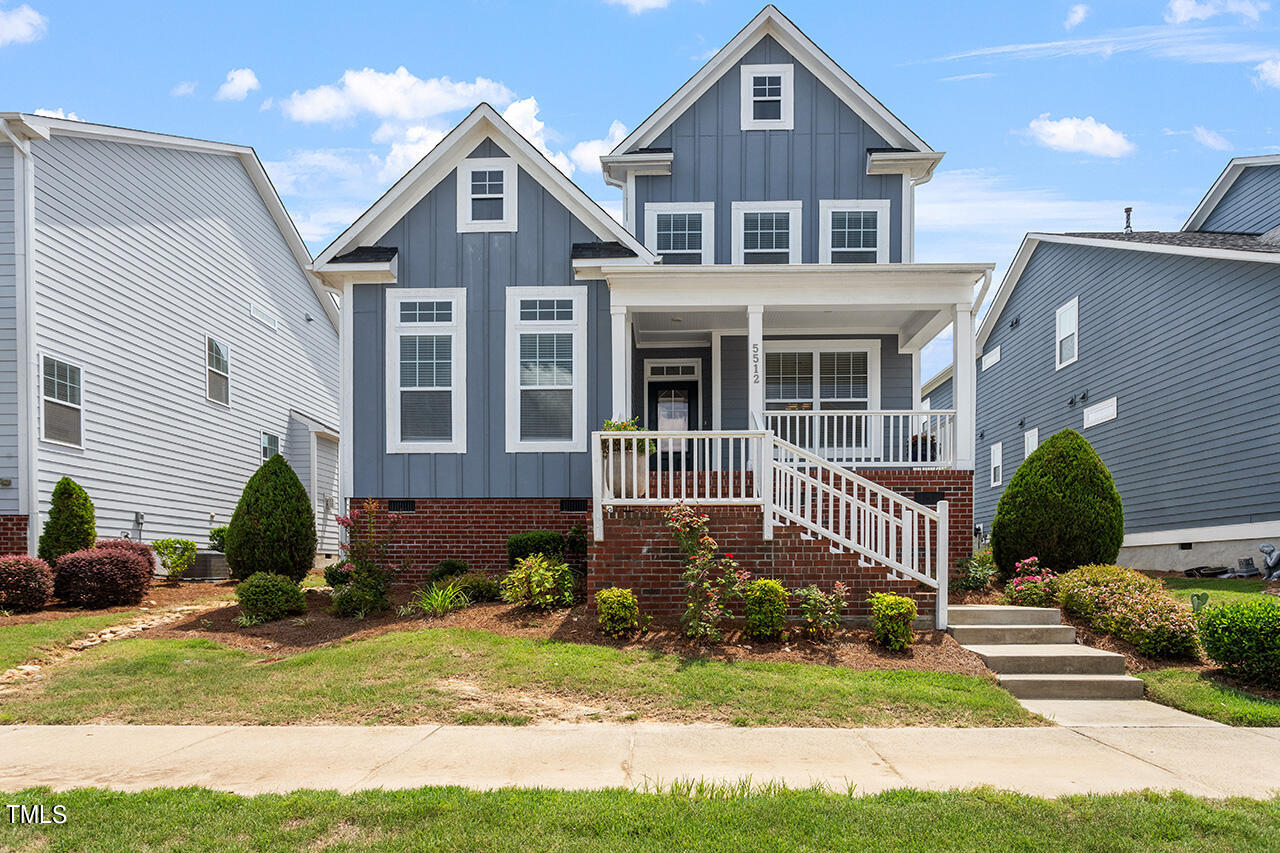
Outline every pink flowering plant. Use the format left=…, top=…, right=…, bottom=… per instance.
left=664, top=504, right=751, bottom=642
left=1001, top=558, right=1058, bottom=608
left=332, top=499, right=409, bottom=615
left=1059, top=564, right=1198, bottom=658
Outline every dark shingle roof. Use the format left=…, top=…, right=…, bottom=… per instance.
left=1064, top=231, right=1280, bottom=255
left=331, top=246, right=399, bottom=264
left=571, top=241, right=638, bottom=260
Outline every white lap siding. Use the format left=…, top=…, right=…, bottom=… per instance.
left=0, top=145, right=18, bottom=515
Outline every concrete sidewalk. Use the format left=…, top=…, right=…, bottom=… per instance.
left=3, top=719, right=1280, bottom=798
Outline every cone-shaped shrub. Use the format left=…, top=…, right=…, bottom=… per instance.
left=225, top=454, right=316, bottom=583
left=37, top=477, right=96, bottom=566
left=991, top=429, right=1124, bottom=579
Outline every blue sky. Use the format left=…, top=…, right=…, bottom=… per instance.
left=3, top=0, right=1278, bottom=376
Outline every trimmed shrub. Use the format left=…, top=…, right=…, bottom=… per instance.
left=152, top=538, right=197, bottom=581
left=54, top=547, right=152, bottom=607
left=1058, top=564, right=1198, bottom=659
left=793, top=583, right=848, bottom=642
left=1057, top=564, right=1161, bottom=630
left=1116, top=595, right=1199, bottom=659
left=453, top=571, right=501, bottom=603
left=430, top=559, right=469, bottom=584
left=596, top=587, right=640, bottom=638
left=225, top=454, right=317, bottom=583
left=501, top=554, right=574, bottom=609
left=952, top=548, right=997, bottom=592
left=990, top=429, right=1124, bottom=579
left=1199, top=599, right=1280, bottom=687
left=742, top=578, right=788, bottom=641
left=0, top=555, right=54, bottom=613
left=331, top=580, right=389, bottom=619
left=235, top=572, right=306, bottom=625
left=208, top=525, right=228, bottom=553
left=869, top=592, right=916, bottom=651
left=94, top=539, right=155, bottom=572
left=37, top=477, right=96, bottom=566
left=323, top=560, right=353, bottom=588
left=506, top=531, right=566, bottom=569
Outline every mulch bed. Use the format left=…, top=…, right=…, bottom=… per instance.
left=0, top=581, right=237, bottom=627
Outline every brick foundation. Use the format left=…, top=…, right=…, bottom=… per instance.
left=0, top=514, right=28, bottom=556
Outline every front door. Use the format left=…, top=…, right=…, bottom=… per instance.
left=647, top=380, right=698, bottom=467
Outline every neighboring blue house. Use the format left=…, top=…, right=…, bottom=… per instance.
left=924, top=153, right=1280, bottom=571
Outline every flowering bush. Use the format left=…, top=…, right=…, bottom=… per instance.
left=952, top=548, right=997, bottom=591
left=1057, top=564, right=1161, bottom=630
left=664, top=505, right=750, bottom=642
left=1114, top=594, right=1199, bottom=658
left=501, top=554, right=575, bottom=610
left=1058, top=564, right=1198, bottom=659
left=332, top=499, right=408, bottom=617
left=601, top=416, right=657, bottom=454
left=1002, top=573, right=1058, bottom=608
left=323, top=560, right=353, bottom=588
left=869, top=592, right=916, bottom=651
left=0, top=555, right=54, bottom=612
left=793, top=583, right=849, bottom=641
left=54, top=547, right=152, bottom=607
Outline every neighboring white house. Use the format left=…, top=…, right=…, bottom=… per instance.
left=0, top=114, right=342, bottom=558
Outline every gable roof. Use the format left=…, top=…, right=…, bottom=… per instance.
left=921, top=364, right=952, bottom=398
left=0, top=112, right=338, bottom=330
left=314, top=104, right=653, bottom=269
left=1184, top=153, right=1280, bottom=232
left=609, top=5, right=931, bottom=157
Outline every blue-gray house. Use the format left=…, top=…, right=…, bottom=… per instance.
left=925, top=153, right=1280, bottom=572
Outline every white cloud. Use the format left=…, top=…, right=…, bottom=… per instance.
left=32, top=107, right=81, bottom=121
left=604, top=0, right=670, bottom=12
left=0, top=4, right=46, bottom=47
left=1064, top=4, right=1089, bottom=29
left=1256, top=58, right=1280, bottom=87
left=569, top=120, right=628, bottom=175
left=502, top=97, right=574, bottom=175
left=259, top=97, right=274, bottom=112
left=934, top=25, right=1278, bottom=65
left=1192, top=125, right=1233, bottom=149
left=1165, top=0, right=1268, bottom=24
left=377, top=125, right=447, bottom=183
left=171, top=81, right=197, bottom=97
left=215, top=68, right=260, bottom=102
left=281, top=67, right=513, bottom=123
left=939, top=72, right=996, bottom=82
left=1027, top=113, right=1135, bottom=157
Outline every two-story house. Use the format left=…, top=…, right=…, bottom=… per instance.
left=312, top=6, right=993, bottom=627
left=925, top=153, right=1280, bottom=572
left=0, top=114, right=342, bottom=558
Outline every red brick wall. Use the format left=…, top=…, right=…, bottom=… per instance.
left=0, top=514, right=28, bottom=556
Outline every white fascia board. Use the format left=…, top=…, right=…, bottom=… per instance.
left=866, top=151, right=945, bottom=185
left=1184, top=153, right=1280, bottom=232
left=976, top=234, right=1041, bottom=350
left=599, top=151, right=673, bottom=188
left=316, top=104, right=655, bottom=267
left=921, top=364, right=953, bottom=398
left=311, top=260, right=398, bottom=288
left=608, top=5, right=930, bottom=157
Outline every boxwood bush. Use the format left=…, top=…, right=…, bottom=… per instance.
left=595, top=587, right=640, bottom=638
left=37, top=477, right=96, bottom=566
left=54, top=547, right=152, bottom=607
left=0, top=555, right=54, bottom=613
left=501, top=554, right=574, bottom=609
left=1199, top=599, right=1280, bottom=688
left=869, top=592, right=916, bottom=651
left=225, top=455, right=316, bottom=583
left=990, top=429, right=1124, bottom=579
left=429, top=559, right=469, bottom=584
left=235, top=572, right=306, bottom=625
left=453, top=571, right=501, bottom=603
left=506, top=531, right=565, bottom=569
left=742, top=578, right=788, bottom=640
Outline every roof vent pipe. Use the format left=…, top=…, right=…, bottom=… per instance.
left=1124, top=207, right=1133, bottom=234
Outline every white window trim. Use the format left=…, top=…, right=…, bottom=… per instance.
left=385, top=288, right=468, bottom=454
left=456, top=157, right=518, bottom=233
left=1023, top=427, right=1038, bottom=459
left=818, top=199, right=890, bottom=264
left=643, top=201, right=715, bottom=264
left=39, top=353, right=85, bottom=450
left=761, top=339, right=883, bottom=411
left=642, top=358, right=704, bottom=430
left=1083, top=396, right=1118, bottom=429
left=249, top=303, right=278, bottom=331
left=205, top=334, right=230, bottom=407
left=505, top=285, right=588, bottom=453
left=740, top=63, right=795, bottom=131
left=731, top=200, right=803, bottom=265
left=1055, top=297, right=1079, bottom=370
left=990, top=442, right=1003, bottom=487
left=981, top=344, right=1001, bottom=371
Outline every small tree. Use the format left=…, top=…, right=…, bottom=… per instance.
left=225, top=455, right=316, bottom=583
left=990, top=429, right=1124, bottom=579
left=37, top=477, right=97, bottom=566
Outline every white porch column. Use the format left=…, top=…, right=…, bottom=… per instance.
left=952, top=303, right=976, bottom=470
left=747, top=305, right=764, bottom=428
left=610, top=305, right=628, bottom=420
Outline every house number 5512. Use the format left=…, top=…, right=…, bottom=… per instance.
left=751, top=343, right=760, bottom=384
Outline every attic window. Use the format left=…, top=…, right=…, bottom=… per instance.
left=740, top=64, right=794, bottom=131
left=457, top=157, right=517, bottom=233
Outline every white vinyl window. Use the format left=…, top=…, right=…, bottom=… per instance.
left=206, top=336, right=230, bottom=406
left=506, top=286, right=587, bottom=453
left=1055, top=297, right=1078, bottom=370
left=456, top=157, right=517, bottom=232
left=740, top=64, right=794, bottom=130
left=386, top=288, right=467, bottom=453
left=41, top=355, right=83, bottom=447
left=732, top=201, right=802, bottom=264
left=643, top=202, right=714, bottom=264
left=1023, top=428, right=1038, bottom=459
left=819, top=200, right=890, bottom=264
left=990, top=442, right=1003, bottom=487
left=261, top=431, right=280, bottom=461
left=763, top=340, right=881, bottom=454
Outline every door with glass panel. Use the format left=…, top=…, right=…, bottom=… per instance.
left=646, top=381, right=698, bottom=469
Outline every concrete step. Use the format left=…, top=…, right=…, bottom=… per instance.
left=998, top=674, right=1146, bottom=700
left=947, top=605, right=1061, bottom=626
left=949, top=624, right=1077, bottom=645
left=963, top=643, right=1127, bottom=676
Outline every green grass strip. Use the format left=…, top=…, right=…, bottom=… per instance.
left=1139, top=669, right=1280, bottom=727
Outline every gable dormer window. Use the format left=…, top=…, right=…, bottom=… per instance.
left=456, top=156, right=517, bottom=233
left=740, top=64, right=794, bottom=131
left=819, top=200, right=890, bottom=263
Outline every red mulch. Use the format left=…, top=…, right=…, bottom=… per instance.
left=0, top=581, right=237, bottom=626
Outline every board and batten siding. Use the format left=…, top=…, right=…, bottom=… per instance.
left=350, top=142, right=610, bottom=499
left=0, top=144, right=18, bottom=514
left=29, top=135, right=340, bottom=545
left=631, top=34, right=903, bottom=264
left=1201, top=164, right=1280, bottom=234
left=975, top=240, right=1280, bottom=536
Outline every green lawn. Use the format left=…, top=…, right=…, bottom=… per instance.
left=0, top=612, right=132, bottom=671
left=1160, top=578, right=1269, bottom=607
left=1, top=787, right=1278, bottom=852
left=1139, top=669, right=1280, bottom=726
left=0, top=627, right=1038, bottom=728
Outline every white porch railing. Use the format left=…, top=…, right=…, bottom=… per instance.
left=592, top=430, right=769, bottom=506
left=764, top=410, right=956, bottom=467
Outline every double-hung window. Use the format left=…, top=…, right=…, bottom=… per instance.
left=644, top=202, right=714, bottom=264
left=990, top=442, right=1003, bottom=487
left=386, top=288, right=467, bottom=453
left=732, top=201, right=802, bottom=264
left=819, top=200, right=890, bottom=263
left=206, top=336, right=230, bottom=406
left=42, top=355, right=83, bottom=447
left=456, top=157, right=517, bottom=232
left=763, top=340, right=881, bottom=458
left=506, top=286, right=587, bottom=453
left=1055, top=297, right=1078, bottom=369
left=740, top=64, right=794, bottom=130
left=261, top=431, right=280, bottom=461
